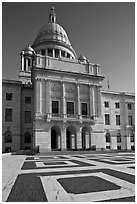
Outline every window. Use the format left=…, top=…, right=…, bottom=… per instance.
left=116, top=115, right=120, bottom=125
left=81, top=103, right=88, bottom=115
left=67, top=53, right=70, bottom=58
left=61, top=50, right=65, bottom=57
left=55, top=49, right=59, bottom=58
left=52, top=101, right=59, bottom=114
left=115, top=102, right=120, bottom=109
left=28, top=58, right=31, bottom=66
left=130, top=133, right=135, bottom=142
left=25, top=96, right=31, bottom=104
left=5, top=131, right=12, bottom=143
left=104, top=101, right=109, bottom=108
left=105, top=114, right=110, bottom=125
left=128, top=116, right=133, bottom=126
left=5, top=108, right=12, bottom=122
left=24, top=132, right=31, bottom=143
left=117, top=145, right=121, bottom=150
left=128, top=103, right=132, bottom=110
left=25, top=111, right=31, bottom=123
left=106, top=133, right=111, bottom=143
left=117, top=133, right=121, bottom=143
left=41, top=49, right=45, bottom=56
left=6, top=93, right=12, bottom=101
left=47, top=48, right=53, bottom=57
left=67, top=102, right=74, bottom=115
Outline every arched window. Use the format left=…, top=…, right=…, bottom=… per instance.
left=5, top=131, right=12, bottom=143
left=24, top=132, right=31, bottom=143
left=117, top=133, right=121, bottom=143
left=106, top=132, right=111, bottom=143
left=130, top=132, right=135, bottom=142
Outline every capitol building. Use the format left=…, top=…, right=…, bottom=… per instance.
left=2, top=8, right=135, bottom=153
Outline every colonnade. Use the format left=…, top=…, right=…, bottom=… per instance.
left=34, top=78, right=102, bottom=118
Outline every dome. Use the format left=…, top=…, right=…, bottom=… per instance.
left=34, top=22, right=71, bottom=48
left=33, top=7, right=76, bottom=58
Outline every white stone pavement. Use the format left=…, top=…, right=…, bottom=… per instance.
left=2, top=152, right=135, bottom=202
left=2, top=155, right=26, bottom=202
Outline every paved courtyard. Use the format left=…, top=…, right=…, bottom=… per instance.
left=2, top=151, right=135, bottom=202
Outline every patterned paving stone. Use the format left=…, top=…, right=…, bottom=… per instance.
left=5, top=152, right=135, bottom=202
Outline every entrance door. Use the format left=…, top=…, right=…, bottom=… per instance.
left=66, top=129, right=71, bottom=150
left=51, top=129, right=57, bottom=150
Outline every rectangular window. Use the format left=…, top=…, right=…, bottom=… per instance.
left=25, top=111, right=31, bottom=123
left=6, top=93, right=12, bottom=101
left=25, top=96, right=31, bottom=104
left=105, top=114, right=110, bottom=125
left=41, top=49, right=45, bottom=56
left=5, top=108, right=12, bottom=122
left=28, top=58, right=31, bottom=66
left=47, top=48, right=53, bottom=57
left=67, top=53, right=70, bottom=58
left=115, top=102, right=120, bottom=109
left=128, top=116, right=133, bottom=126
left=128, top=103, right=132, bottom=110
left=55, top=49, right=59, bottom=58
left=52, top=101, right=59, bottom=114
left=116, top=115, right=120, bottom=125
left=81, top=103, right=88, bottom=115
left=104, top=101, right=109, bottom=108
left=67, top=102, right=74, bottom=115
left=61, top=50, right=65, bottom=57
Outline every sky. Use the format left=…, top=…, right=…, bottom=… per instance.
left=2, top=2, right=135, bottom=93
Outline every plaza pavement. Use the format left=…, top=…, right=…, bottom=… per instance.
left=2, top=151, right=135, bottom=202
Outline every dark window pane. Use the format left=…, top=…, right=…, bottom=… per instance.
left=105, top=114, right=110, bottom=125
left=106, top=133, right=110, bottom=142
left=5, top=131, right=12, bottom=143
left=67, top=102, right=74, bottom=115
left=5, top=108, right=12, bottom=122
left=25, top=111, right=31, bottom=123
left=128, top=116, right=133, bottom=125
left=117, top=133, right=121, bottom=142
left=55, top=49, right=59, bottom=58
left=6, top=93, right=12, bottom=101
left=24, top=132, right=31, bottom=143
left=52, top=101, right=59, bottom=114
left=25, top=96, right=31, bottom=104
left=115, top=102, right=120, bottom=109
left=104, top=101, right=109, bottom=108
left=47, top=48, right=53, bottom=57
left=41, top=49, right=45, bottom=56
left=128, top=103, right=132, bottom=110
left=81, top=103, right=88, bottom=115
left=61, top=50, right=65, bottom=57
left=116, top=115, right=120, bottom=125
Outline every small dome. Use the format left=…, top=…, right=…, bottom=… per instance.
left=25, top=45, right=34, bottom=52
left=24, top=45, right=35, bottom=56
left=78, top=54, right=87, bottom=62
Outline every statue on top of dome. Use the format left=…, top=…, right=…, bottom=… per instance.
left=49, top=7, right=56, bottom=23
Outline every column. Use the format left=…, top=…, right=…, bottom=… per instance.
left=26, top=58, right=28, bottom=71
left=61, top=128, right=66, bottom=150
left=71, top=134, right=75, bottom=149
left=85, top=132, right=89, bottom=149
left=59, top=50, right=61, bottom=58
left=89, top=85, right=95, bottom=118
left=39, top=79, right=42, bottom=114
left=53, top=49, right=55, bottom=58
left=46, top=80, right=51, bottom=115
left=97, top=86, right=102, bottom=117
left=77, top=128, right=82, bottom=149
left=62, top=81, right=66, bottom=118
left=41, top=79, right=46, bottom=114
left=77, top=83, right=81, bottom=117
left=21, top=55, right=24, bottom=71
left=58, top=135, right=61, bottom=149
left=35, top=78, right=40, bottom=113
